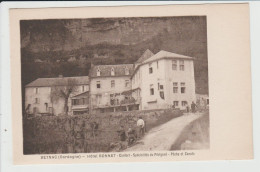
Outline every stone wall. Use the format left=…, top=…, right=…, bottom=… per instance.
left=23, top=109, right=183, bottom=154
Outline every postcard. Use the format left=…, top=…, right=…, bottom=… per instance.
left=9, top=3, right=252, bottom=164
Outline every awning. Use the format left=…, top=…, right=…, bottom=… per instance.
left=71, top=91, right=89, bottom=99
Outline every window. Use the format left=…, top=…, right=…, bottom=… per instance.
left=179, top=60, right=185, bottom=71
left=35, top=87, right=39, bottom=94
left=181, top=82, right=185, bottom=93
left=173, top=82, right=178, bottom=93
left=160, top=85, right=164, bottom=90
left=125, top=80, right=130, bottom=87
left=111, top=67, right=115, bottom=76
left=96, top=81, right=101, bottom=88
left=25, top=104, right=31, bottom=113
left=35, top=98, right=40, bottom=104
left=149, top=63, right=153, bottom=74
left=173, top=101, right=179, bottom=107
left=83, top=98, right=89, bottom=104
left=73, top=98, right=88, bottom=105
left=72, top=99, right=76, bottom=105
left=149, top=67, right=153, bottom=74
left=97, top=68, right=101, bottom=76
left=111, top=80, right=115, bottom=88
left=182, top=101, right=187, bottom=106
left=157, top=61, right=159, bottom=69
left=82, top=86, right=85, bottom=92
left=45, top=103, right=48, bottom=111
left=160, top=91, right=164, bottom=99
left=125, top=67, right=129, bottom=75
left=150, top=84, right=154, bottom=95
left=96, top=94, right=102, bottom=104
left=158, top=83, right=164, bottom=90
left=172, top=60, right=177, bottom=70
left=110, top=94, right=115, bottom=105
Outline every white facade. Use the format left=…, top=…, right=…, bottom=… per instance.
left=89, top=76, right=132, bottom=113
left=25, top=50, right=196, bottom=115
left=25, top=87, right=52, bottom=114
left=131, top=51, right=196, bottom=110
left=25, top=76, right=89, bottom=116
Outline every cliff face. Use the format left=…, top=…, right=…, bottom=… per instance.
left=20, top=16, right=208, bottom=95
left=21, top=17, right=207, bottom=53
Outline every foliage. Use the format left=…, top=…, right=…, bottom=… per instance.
left=23, top=109, right=183, bottom=154
left=51, top=79, right=78, bottom=114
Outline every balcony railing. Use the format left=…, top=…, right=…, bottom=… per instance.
left=93, top=97, right=141, bottom=109
left=71, top=104, right=89, bottom=110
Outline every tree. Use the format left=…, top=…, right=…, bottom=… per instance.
left=51, top=78, right=78, bottom=115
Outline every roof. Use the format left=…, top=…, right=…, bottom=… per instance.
left=89, top=64, right=134, bottom=78
left=135, top=49, right=154, bottom=63
left=143, top=50, right=193, bottom=64
left=26, top=76, right=89, bottom=87
left=71, top=91, right=89, bottom=99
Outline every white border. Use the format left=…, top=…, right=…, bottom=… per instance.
left=1, top=1, right=260, bottom=172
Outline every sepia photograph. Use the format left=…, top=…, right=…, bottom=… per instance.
left=7, top=3, right=253, bottom=165
left=20, top=16, right=209, bottom=154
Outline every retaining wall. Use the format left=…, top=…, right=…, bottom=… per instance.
left=23, top=109, right=183, bottom=154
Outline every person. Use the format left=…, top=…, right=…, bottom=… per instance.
left=127, top=127, right=137, bottom=146
left=91, top=121, right=99, bottom=138
left=186, top=104, right=190, bottom=113
left=116, top=126, right=128, bottom=151
left=117, top=125, right=126, bottom=142
left=137, top=117, right=145, bottom=138
left=191, top=101, right=196, bottom=113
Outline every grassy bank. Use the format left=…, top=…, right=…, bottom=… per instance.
left=170, top=110, right=209, bottom=150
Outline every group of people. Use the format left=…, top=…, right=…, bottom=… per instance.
left=186, top=101, right=197, bottom=113
left=117, top=117, right=145, bottom=146
left=172, top=101, right=197, bottom=113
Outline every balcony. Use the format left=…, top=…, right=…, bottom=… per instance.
left=94, top=97, right=141, bottom=109
left=71, top=92, right=89, bottom=112
left=120, top=97, right=141, bottom=105
left=71, top=104, right=89, bottom=110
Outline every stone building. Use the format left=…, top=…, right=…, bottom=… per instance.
left=88, top=64, right=136, bottom=114
left=131, top=50, right=196, bottom=110
left=25, top=49, right=197, bottom=115
left=25, top=76, right=89, bottom=116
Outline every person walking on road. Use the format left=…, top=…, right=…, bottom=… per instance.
left=191, top=101, right=197, bottom=113
left=186, top=104, right=190, bottom=113
left=137, top=117, right=145, bottom=138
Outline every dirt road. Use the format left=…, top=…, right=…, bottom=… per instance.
left=124, top=113, right=202, bottom=152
